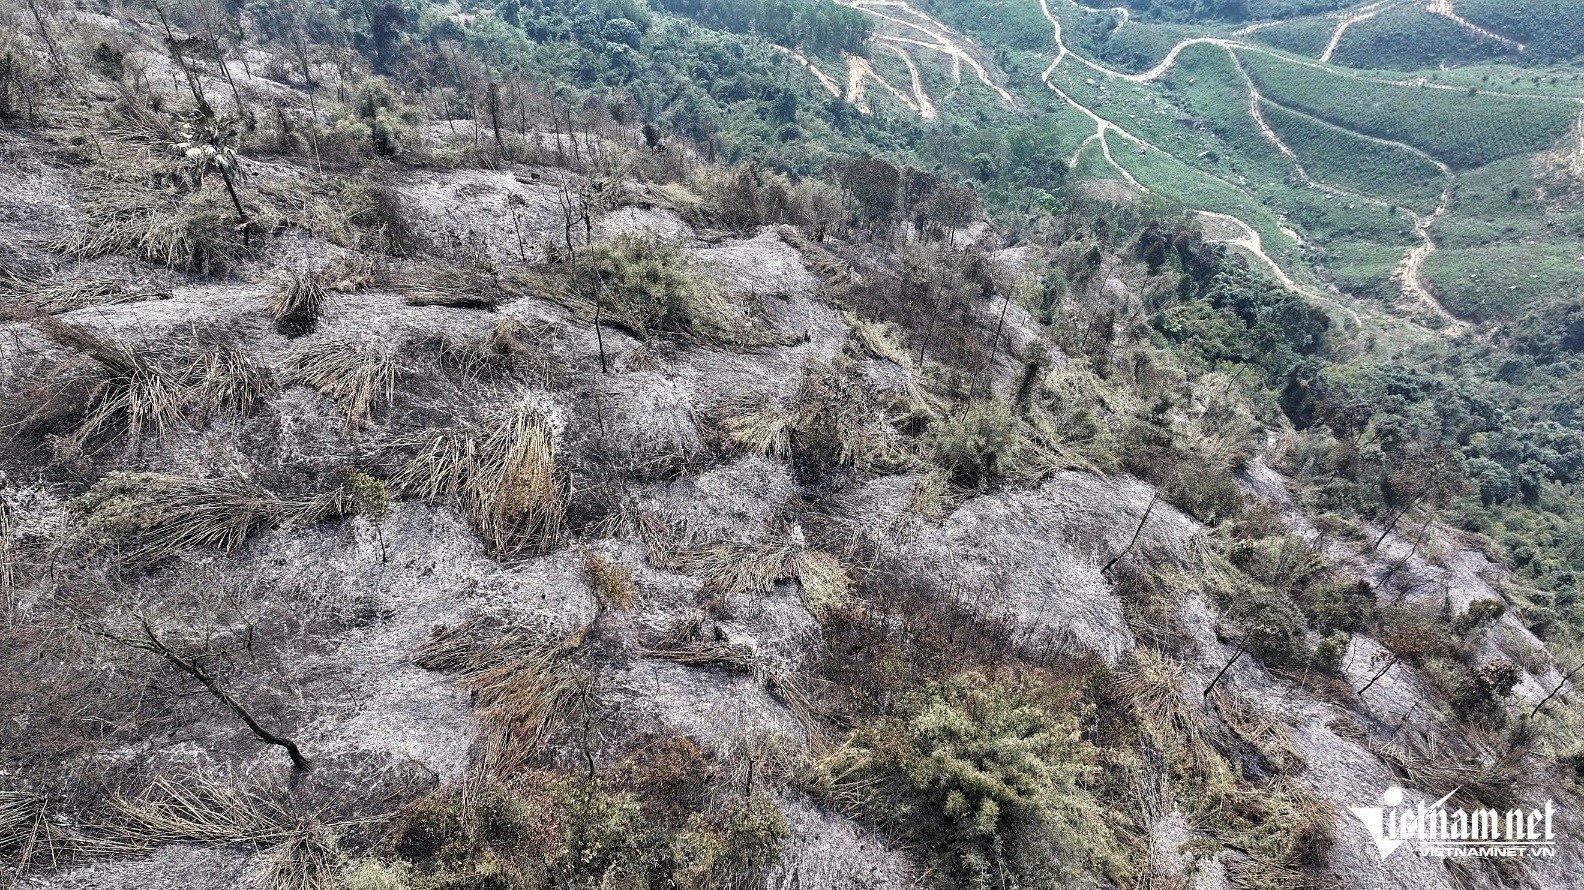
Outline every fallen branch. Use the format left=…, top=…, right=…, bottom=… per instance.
left=1204, top=627, right=1252, bottom=698
left=91, top=615, right=309, bottom=771
left=1102, top=492, right=1158, bottom=577
left=1529, top=660, right=1584, bottom=720
left=1357, top=655, right=1399, bottom=698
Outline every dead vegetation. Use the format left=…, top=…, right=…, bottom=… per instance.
left=85, top=774, right=340, bottom=888
left=1116, top=649, right=1209, bottom=754
left=665, top=537, right=851, bottom=617
left=712, top=360, right=916, bottom=480
left=395, top=402, right=567, bottom=556
left=1373, top=736, right=1527, bottom=810
left=283, top=338, right=396, bottom=428
left=34, top=317, right=190, bottom=449
left=190, top=341, right=275, bottom=417
left=434, top=318, right=557, bottom=381
left=268, top=270, right=328, bottom=336
left=0, top=791, right=47, bottom=872
left=70, top=472, right=350, bottom=560
left=0, top=270, right=170, bottom=316
left=583, top=549, right=637, bottom=611
left=396, top=262, right=518, bottom=309
left=414, top=618, right=588, bottom=773
left=554, top=233, right=789, bottom=348
left=56, top=177, right=250, bottom=277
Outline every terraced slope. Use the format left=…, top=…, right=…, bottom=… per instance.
left=805, top=0, right=1583, bottom=333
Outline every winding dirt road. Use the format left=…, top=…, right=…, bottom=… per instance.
left=775, top=46, right=843, bottom=98
left=792, top=0, right=1571, bottom=332
left=1032, top=0, right=1544, bottom=330
left=880, top=42, right=938, bottom=119
left=840, top=0, right=1016, bottom=106
left=1319, top=0, right=1397, bottom=64
left=1426, top=0, right=1524, bottom=51
left=844, top=53, right=921, bottom=115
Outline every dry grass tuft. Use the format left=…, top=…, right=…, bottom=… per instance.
left=714, top=391, right=795, bottom=458
left=34, top=318, right=189, bottom=448
left=670, top=539, right=850, bottom=616
left=316, top=253, right=379, bottom=293
left=396, top=402, right=567, bottom=556
left=0, top=271, right=168, bottom=316
left=283, top=339, right=396, bottom=428
left=268, top=271, right=328, bottom=337
left=191, top=341, right=275, bottom=417
left=0, top=498, right=16, bottom=603
left=415, top=618, right=585, bottom=772
left=436, top=318, right=554, bottom=381
left=584, top=549, right=637, bottom=611
left=640, top=614, right=832, bottom=745
left=57, top=179, right=248, bottom=277
left=641, top=613, right=761, bottom=673
left=1116, top=650, right=1208, bottom=750
left=71, top=473, right=350, bottom=560
left=0, top=791, right=46, bottom=868
left=397, top=263, right=514, bottom=309
left=1373, top=737, right=1526, bottom=810
left=712, top=360, right=915, bottom=477
left=86, top=775, right=339, bottom=887
left=1209, top=686, right=1308, bottom=775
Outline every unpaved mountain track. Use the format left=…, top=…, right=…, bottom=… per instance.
left=809, top=0, right=1561, bottom=332
left=840, top=0, right=1016, bottom=105
left=1195, top=210, right=1299, bottom=290
left=880, top=42, right=938, bottom=119
left=1319, top=0, right=1398, bottom=63
left=1040, top=0, right=1566, bottom=100
left=1426, top=0, right=1524, bottom=50
left=1038, top=0, right=1301, bottom=281
left=776, top=45, right=843, bottom=98
left=1231, top=20, right=1279, bottom=36
left=876, top=34, right=964, bottom=85
left=1576, top=109, right=1584, bottom=174
left=844, top=53, right=922, bottom=115
left=1031, top=0, right=1567, bottom=333
left=1392, top=197, right=1470, bottom=333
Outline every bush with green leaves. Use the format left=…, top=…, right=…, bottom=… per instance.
left=929, top=401, right=1019, bottom=487
left=823, top=672, right=1124, bottom=890
left=568, top=234, right=727, bottom=341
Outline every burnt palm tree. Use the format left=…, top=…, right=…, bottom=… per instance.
left=174, top=118, right=251, bottom=243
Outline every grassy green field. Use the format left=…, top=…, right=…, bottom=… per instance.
left=1249, top=17, right=1334, bottom=58
left=1328, top=4, right=1518, bottom=70
left=1160, top=43, right=1294, bottom=178
left=1089, top=21, right=1216, bottom=72
left=1258, top=98, right=1447, bottom=212
left=1239, top=49, right=1580, bottom=168
left=856, top=0, right=1584, bottom=330
left=1424, top=242, right=1584, bottom=320
left=1457, top=0, right=1584, bottom=62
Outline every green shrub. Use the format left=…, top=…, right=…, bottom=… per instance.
left=568, top=235, right=737, bottom=343
left=1314, top=632, right=1348, bottom=673
left=929, top=401, right=1018, bottom=487
left=821, top=672, right=1124, bottom=889
left=673, top=794, right=789, bottom=889
left=1452, top=598, right=1506, bottom=638
left=1304, top=580, right=1372, bottom=635
left=1227, top=588, right=1312, bottom=672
